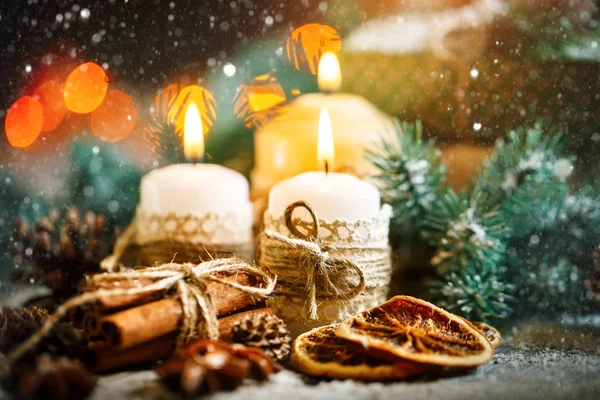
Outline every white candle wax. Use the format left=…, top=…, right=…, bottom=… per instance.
left=268, top=171, right=380, bottom=222
left=140, top=163, right=251, bottom=216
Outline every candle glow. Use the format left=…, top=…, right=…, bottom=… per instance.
left=183, top=102, right=204, bottom=162
left=317, top=107, right=335, bottom=173
left=318, top=51, right=342, bottom=93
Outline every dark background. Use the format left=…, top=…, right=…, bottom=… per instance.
left=0, top=0, right=310, bottom=112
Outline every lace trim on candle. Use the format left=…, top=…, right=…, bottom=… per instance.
left=262, top=204, right=392, bottom=246
left=135, top=208, right=253, bottom=245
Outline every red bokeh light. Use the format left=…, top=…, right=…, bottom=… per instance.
left=33, top=80, right=67, bottom=132
left=5, top=96, right=44, bottom=148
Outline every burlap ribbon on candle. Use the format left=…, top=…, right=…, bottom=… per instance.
left=4, top=258, right=275, bottom=368
left=259, top=200, right=392, bottom=322
left=100, top=209, right=254, bottom=272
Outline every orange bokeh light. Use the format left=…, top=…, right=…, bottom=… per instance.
left=153, top=83, right=184, bottom=118
left=33, top=80, right=67, bottom=132
left=286, top=24, right=341, bottom=75
left=5, top=96, right=44, bottom=148
left=64, top=62, right=109, bottom=114
left=90, top=89, right=138, bottom=142
left=167, top=85, right=216, bottom=135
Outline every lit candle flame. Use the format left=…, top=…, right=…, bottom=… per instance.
left=183, top=102, right=204, bottom=163
left=318, top=107, right=334, bottom=174
left=318, top=51, right=342, bottom=93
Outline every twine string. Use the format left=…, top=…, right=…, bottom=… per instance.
left=4, top=258, right=276, bottom=367
left=261, top=200, right=373, bottom=320
left=283, top=200, right=320, bottom=240
left=100, top=217, right=254, bottom=273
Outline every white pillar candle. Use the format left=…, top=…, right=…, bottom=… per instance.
left=268, top=105, right=381, bottom=222
left=268, top=171, right=380, bottom=222
left=262, top=106, right=391, bottom=336
left=140, top=163, right=251, bottom=217
left=136, top=103, right=252, bottom=247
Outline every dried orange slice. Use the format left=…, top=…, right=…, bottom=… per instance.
left=336, top=296, right=494, bottom=368
left=291, top=325, right=430, bottom=380
left=472, top=321, right=502, bottom=349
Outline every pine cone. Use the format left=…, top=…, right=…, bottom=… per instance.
left=0, top=307, right=87, bottom=360
left=0, top=306, right=48, bottom=354
left=231, top=312, right=291, bottom=361
left=11, top=207, right=112, bottom=297
left=156, top=340, right=280, bottom=397
left=13, top=355, right=97, bottom=400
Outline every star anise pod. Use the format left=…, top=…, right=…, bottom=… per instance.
left=156, top=340, right=281, bottom=397
left=13, top=355, right=97, bottom=400
left=11, top=207, right=113, bottom=298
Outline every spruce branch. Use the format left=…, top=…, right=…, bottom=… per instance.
left=368, top=118, right=599, bottom=320
left=367, top=120, right=446, bottom=239
left=143, top=113, right=185, bottom=164
left=422, top=189, right=506, bottom=274
left=475, top=122, right=570, bottom=235
left=429, top=265, right=513, bottom=321
left=504, top=182, right=600, bottom=314
left=507, top=249, right=590, bottom=315
left=422, top=189, right=511, bottom=321
left=554, top=186, right=600, bottom=260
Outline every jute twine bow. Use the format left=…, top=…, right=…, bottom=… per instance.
left=261, top=200, right=387, bottom=320
left=4, top=258, right=275, bottom=367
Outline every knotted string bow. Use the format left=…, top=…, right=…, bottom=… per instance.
left=261, top=200, right=368, bottom=320
left=5, top=258, right=276, bottom=367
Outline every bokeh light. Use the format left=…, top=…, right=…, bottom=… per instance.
left=286, top=24, right=341, bottom=75
left=64, top=62, right=109, bottom=114
left=33, top=80, right=67, bottom=132
left=233, top=72, right=287, bottom=129
left=5, top=96, right=44, bottom=148
left=167, top=85, right=217, bottom=134
left=90, top=89, right=138, bottom=142
left=153, top=83, right=185, bottom=119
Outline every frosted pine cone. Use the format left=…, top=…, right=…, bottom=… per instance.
left=231, top=313, right=291, bottom=361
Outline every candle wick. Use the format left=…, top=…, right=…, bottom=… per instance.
left=325, top=161, right=329, bottom=176
left=187, top=155, right=203, bottom=165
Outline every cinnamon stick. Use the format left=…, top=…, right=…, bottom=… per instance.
left=86, top=271, right=261, bottom=312
left=101, top=298, right=182, bottom=348
left=85, top=308, right=273, bottom=372
left=84, top=279, right=163, bottom=311
left=100, top=273, right=264, bottom=349
left=83, top=335, right=176, bottom=372
left=83, top=311, right=102, bottom=337
left=208, top=272, right=262, bottom=316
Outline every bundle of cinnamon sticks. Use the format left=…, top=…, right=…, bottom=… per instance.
left=77, top=272, right=275, bottom=372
